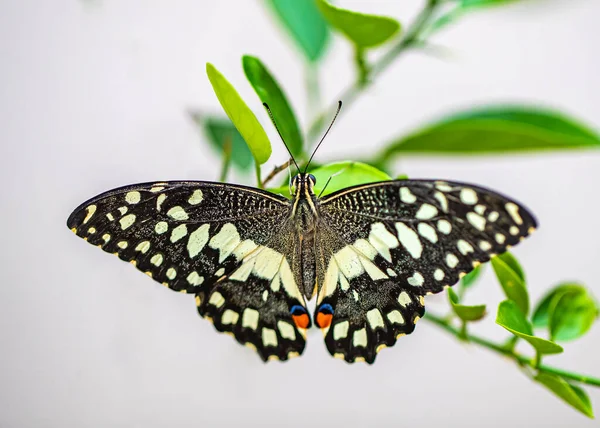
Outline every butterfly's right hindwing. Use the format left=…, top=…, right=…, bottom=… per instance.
left=67, top=181, right=308, bottom=361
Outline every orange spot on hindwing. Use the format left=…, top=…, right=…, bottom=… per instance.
left=315, top=303, right=334, bottom=329
left=290, top=304, right=310, bottom=329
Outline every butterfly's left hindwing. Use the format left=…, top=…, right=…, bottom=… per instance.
left=315, top=179, right=537, bottom=363
left=67, top=181, right=309, bottom=361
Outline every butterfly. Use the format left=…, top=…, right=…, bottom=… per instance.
left=66, top=103, right=537, bottom=364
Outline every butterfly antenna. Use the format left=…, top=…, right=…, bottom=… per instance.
left=305, top=100, right=342, bottom=173
left=263, top=102, right=301, bottom=173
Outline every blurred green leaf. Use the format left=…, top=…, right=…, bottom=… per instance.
left=460, top=0, right=523, bottom=8
left=535, top=373, right=594, bottom=418
left=242, top=55, right=304, bottom=158
left=461, top=265, right=483, bottom=288
left=375, top=105, right=600, bottom=167
left=532, top=283, right=599, bottom=342
left=189, top=113, right=253, bottom=171
left=316, top=0, right=401, bottom=48
left=491, top=253, right=529, bottom=316
left=496, top=300, right=563, bottom=355
left=550, top=288, right=599, bottom=342
left=268, top=161, right=391, bottom=198
left=395, top=174, right=409, bottom=180
left=448, top=288, right=487, bottom=321
left=264, top=0, right=329, bottom=62
left=206, top=63, right=272, bottom=165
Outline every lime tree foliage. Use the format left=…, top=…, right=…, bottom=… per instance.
left=189, top=0, right=600, bottom=418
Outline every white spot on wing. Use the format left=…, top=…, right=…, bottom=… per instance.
left=135, top=240, right=151, bottom=254
left=83, top=205, right=96, bottom=224
left=505, top=202, right=523, bottom=225
left=222, top=309, right=239, bottom=325
left=457, top=239, right=474, bottom=255
left=400, top=187, right=417, bottom=203
left=119, top=214, right=136, bottom=230
left=479, top=240, right=492, bottom=251
left=167, top=206, right=189, bottom=221
left=387, top=310, right=404, bottom=325
left=155, top=221, right=168, bottom=235
left=188, top=189, right=204, bottom=205
left=166, top=267, right=177, bottom=280
left=366, top=308, right=385, bottom=330
left=398, top=291, right=411, bottom=307
left=495, top=233, right=506, bottom=244
left=188, top=224, right=210, bottom=259
left=395, top=223, right=423, bottom=259
left=150, top=254, right=163, bottom=267
left=186, top=271, right=204, bottom=286
left=418, top=223, right=438, bottom=243
left=170, top=224, right=188, bottom=243
left=242, top=308, right=259, bottom=330
left=278, top=321, right=296, bottom=340
left=415, top=204, right=438, bottom=220
left=446, top=253, right=459, bottom=268
left=407, top=272, right=424, bottom=287
left=368, top=223, right=399, bottom=263
left=353, top=328, right=367, bottom=348
left=209, top=223, right=241, bottom=263
left=262, top=328, right=278, bottom=347
left=156, top=194, right=167, bottom=211
left=333, top=321, right=349, bottom=340
left=125, top=191, right=141, bottom=205
left=466, top=212, right=486, bottom=231
left=460, top=188, right=478, bottom=205
left=437, top=219, right=452, bottom=235
left=209, top=291, right=225, bottom=307
left=434, top=191, right=448, bottom=212
left=434, top=268, right=445, bottom=281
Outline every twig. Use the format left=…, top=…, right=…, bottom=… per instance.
left=219, top=134, right=233, bottom=182
left=262, top=159, right=293, bottom=187
left=424, top=313, right=600, bottom=387
left=307, top=0, right=441, bottom=142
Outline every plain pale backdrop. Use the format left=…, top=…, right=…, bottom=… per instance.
left=1, top=1, right=599, bottom=427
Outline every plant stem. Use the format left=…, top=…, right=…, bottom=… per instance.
left=424, top=312, right=600, bottom=387
left=307, top=0, right=441, bottom=142
left=262, top=159, right=293, bottom=187
left=219, top=134, right=233, bottom=182
left=255, top=162, right=263, bottom=189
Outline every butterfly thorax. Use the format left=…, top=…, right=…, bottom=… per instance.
left=290, top=173, right=319, bottom=234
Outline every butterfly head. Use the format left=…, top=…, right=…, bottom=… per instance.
left=290, top=173, right=317, bottom=196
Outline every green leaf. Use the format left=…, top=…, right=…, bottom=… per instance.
left=206, top=63, right=272, bottom=165
left=189, top=113, right=253, bottom=171
left=495, top=252, right=525, bottom=281
left=264, top=0, right=329, bottom=62
left=491, top=253, right=529, bottom=316
left=461, top=265, right=483, bottom=288
left=448, top=288, right=487, bottom=322
left=268, top=161, right=391, bottom=198
left=460, top=0, right=523, bottom=8
left=535, top=373, right=594, bottom=418
left=316, top=0, right=401, bottom=48
left=375, top=105, right=600, bottom=167
left=242, top=55, right=303, bottom=158
left=496, top=300, right=563, bottom=355
left=532, top=284, right=599, bottom=342
left=550, top=287, right=599, bottom=342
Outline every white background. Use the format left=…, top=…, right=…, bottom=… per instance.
left=1, top=1, right=599, bottom=427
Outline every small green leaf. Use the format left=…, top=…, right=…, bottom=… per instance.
left=316, top=0, right=401, bottom=48
left=496, top=300, right=563, bottom=355
left=375, top=105, right=600, bottom=168
left=206, top=63, right=272, bottom=165
left=242, top=55, right=303, bottom=158
left=550, top=288, right=599, bottom=342
left=491, top=253, right=529, bottom=316
left=264, top=0, right=329, bottom=62
left=460, top=0, right=523, bottom=8
left=532, top=283, right=599, bottom=342
left=268, top=161, right=391, bottom=198
left=533, top=284, right=582, bottom=328
left=189, top=113, right=253, bottom=172
left=535, top=373, right=594, bottom=418
left=461, top=265, right=483, bottom=288
left=448, top=288, right=487, bottom=322
left=395, top=174, right=409, bottom=180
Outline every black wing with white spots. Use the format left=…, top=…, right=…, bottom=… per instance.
left=315, top=179, right=537, bottom=363
left=67, top=181, right=309, bottom=361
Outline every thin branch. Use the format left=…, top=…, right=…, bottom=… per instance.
left=219, top=134, right=233, bottom=182
left=255, top=162, right=263, bottom=189
left=424, top=313, right=600, bottom=387
left=262, top=159, right=293, bottom=187
left=307, top=0, right=441, bottom=142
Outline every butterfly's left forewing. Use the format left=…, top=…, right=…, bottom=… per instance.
left=316, top=179, right=537, bottom=363
left=67, top=181, right=308, bottom=361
